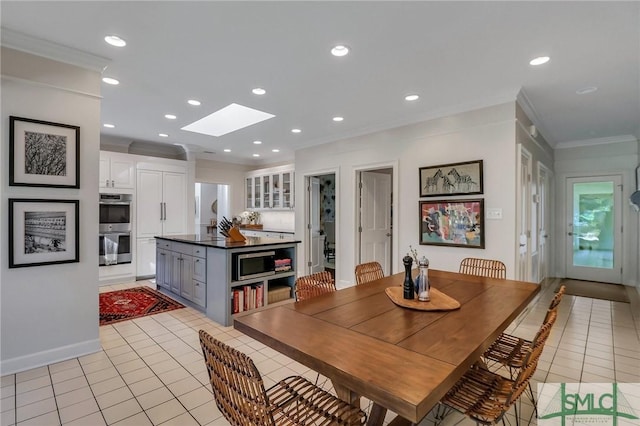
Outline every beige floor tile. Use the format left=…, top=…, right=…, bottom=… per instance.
left=166, top=377, right=201, bottom=397
left=53, top=376, right=89, bottom=396
left=2, top=384, right=16, bottom=400
left=16, top=397, right=57, bottom=423
left=100, top=399, right=142, bottom=425
left=186, top=400, right=222, bottom=425
left=145, top=398, right=186, bottom=425
left=136, top=387, right=174, bottom=411
left=55, top=387, right=94, bottom=409
left=109, top=351, right=140, bottom=366
left=78, top=351, right=110, bottom=366
left=156, top=368, right=190, bottom=385
left=51, top=367, right=85, bottom=384
left=2, top=395, right=15, bottom=413
left=64, top=411, right=106, bottom=426
left=115, top=359, right=146, bottom=375
left=1, top=376, right=15, bottom=388
left=49, top=359, right=80, bottom=375
left=1, top=409, right=15, bottom=426
left=128, top=377, right=164, bottom=397
left=16, top=410, right=59, bottom=426
left=111, top=412, right=152, bottom=426
left=16, top=376, right=51, bottom=395
left=89, top=376, right=126, bottom=397
left=79, top=359, right=114, bottom=375
left=96, top=387, right=134, bottom=410
left=59, top=398, right=100, bottom=423
left=15, top=367, right=49, bottom=384
left=177, top=387, right=213, bottom=411
left=16, top=385, right=54, bottom=408
left=85, top=367, right=119, bottom=385
left=159, top=411, right=199, bottom=426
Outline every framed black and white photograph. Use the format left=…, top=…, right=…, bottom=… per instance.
left=9, top=116, right=80, bottom=188
left=9, top=199, right=80, bottom=268
left=419, top=159, right=483, bottom=197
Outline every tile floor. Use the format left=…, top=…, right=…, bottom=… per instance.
left=1, top=279, right=639, bottom=426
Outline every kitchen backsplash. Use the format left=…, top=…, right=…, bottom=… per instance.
left=258, top=210, right=295, bottom=231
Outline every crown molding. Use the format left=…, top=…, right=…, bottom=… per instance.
left=1, top=28, right=110, bottom=73
left=554, top=134, right=638, bottom=150
left=516, top=88, right=556, bottom=146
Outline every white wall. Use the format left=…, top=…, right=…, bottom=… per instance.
left=294, top=102, right=519, bottom=287
left=554, top=139, right=639, bottom=287
left=1, top=48, right=103, bottom=373
left=195, top=159, right=252, bottom=220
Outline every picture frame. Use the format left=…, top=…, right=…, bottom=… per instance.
left=419, top=198, right=485, bottom=248
left=9, top=116, right=80, bottom=188
left=419, top=159, right=483, bottom=197
left=9, top=199, right=80, bottom=268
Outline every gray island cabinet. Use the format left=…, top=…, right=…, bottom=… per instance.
left=155, top=234, right=299, bottom=326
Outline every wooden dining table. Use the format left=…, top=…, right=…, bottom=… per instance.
left=234, top=269, right=539, bottom=425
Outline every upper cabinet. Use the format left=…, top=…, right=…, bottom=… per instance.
left=100, top=151, right=135, bottom=191
left=246, top=165, right=294, bottom=210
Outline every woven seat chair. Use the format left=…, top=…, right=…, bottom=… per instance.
left=354, top=261, right=384, bottom=285
left=294, top=271, right=336, bottom=301
left=199, top=330, right=366, bottom=426
left=440, top=316, right=555, bottom=426
left=459, top=258, right=506, bottom=279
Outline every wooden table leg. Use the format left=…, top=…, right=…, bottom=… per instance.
left=367, top=403, right=388, bottom=426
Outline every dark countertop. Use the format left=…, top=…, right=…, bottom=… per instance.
left=156, top=234, right=300, bottom=249
left=239, top=227, right=295, bottom=234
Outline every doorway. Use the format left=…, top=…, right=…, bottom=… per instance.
left=565, top=175, right=622, bottom=283
left=195, top=182, right=230, bottom=235
left=306, top=173, right=337, bottom=277
left=357, top=168, right=393, bottom=275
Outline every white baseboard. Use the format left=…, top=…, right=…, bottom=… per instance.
left=0, top=338, right=101, bottom=375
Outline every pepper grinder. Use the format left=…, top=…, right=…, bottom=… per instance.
left=402, top=255, right=415, bottom=299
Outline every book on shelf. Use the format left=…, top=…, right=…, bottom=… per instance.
left=233, top=284, right=265, bottom=314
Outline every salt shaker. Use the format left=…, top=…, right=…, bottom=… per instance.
left=416, top=256, right=430, bottom=301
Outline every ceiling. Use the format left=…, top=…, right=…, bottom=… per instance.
left=2, top=1, right=639, bottom=165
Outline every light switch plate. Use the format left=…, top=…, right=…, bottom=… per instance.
left=486, top=208, right=503, bottom=220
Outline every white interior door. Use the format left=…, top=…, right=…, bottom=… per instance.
left=359, top=171, right=392, bottom=275
left=565, top=175, right=622, bottom=283
left=308, top=177, right=324, bottom=273
left=517, top=146, right=532, bottom=281
left=538, top=164, right=551, bottom=282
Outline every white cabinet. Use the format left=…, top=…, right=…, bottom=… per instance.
left=246, top=166, right=294, bottom=210
left=99, top=151, right=135, bottom=190
left=137, top=169, right=187, bottom=237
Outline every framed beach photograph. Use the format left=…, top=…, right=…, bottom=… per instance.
left=9, top=199, right=80, bottom=268
left=9, top=116, right=80, bottom=188
left=419, top=198, right=485, bottom=248
left=419, top=159, right=483, bottom=197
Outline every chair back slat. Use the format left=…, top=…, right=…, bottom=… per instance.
left=354, top=261, right=384, bottom=285
left=459, top=257, right=506, bottom=279
left=199, top=330, right=275, bottom=426
left=295, top=271, right=336, bottom=301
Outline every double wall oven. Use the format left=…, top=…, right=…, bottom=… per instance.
left=99, top=193, right=132, bottom=266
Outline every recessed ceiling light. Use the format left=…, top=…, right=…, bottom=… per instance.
left=182, top=103, right=275, bottom=137
left=576, top=86, right=598, bottom=95
left=291, top=128, right=302, bottom=133
left=331, top=45, right=349, bottom=57
left=529, top=56, right=550, bottom=66
left=104, top=35, right=126, bottom=47
left=253, top=140, right=262, bottom=145
left=405, top=94, right=420, bottom=101
left=252, top=154, right=260, bottom=157
left=165, top=114, right=177, bottom=120
left=252, top=88, right=266, bottom=95
left=159, top=133, right=169, bottom=137
left=102, top=77, right=119, bottom=85
left=272, top=149, right=280, bottom=153
left=223, top=149, right=231, bottom=153
left=187, top=99, right=201, bottom=106
left=333, top=116, right=344, bottom=122
left=103, top=123, right=115, bottom=128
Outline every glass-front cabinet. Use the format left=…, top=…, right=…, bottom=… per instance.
left=245, top=166, right=294, bottom=210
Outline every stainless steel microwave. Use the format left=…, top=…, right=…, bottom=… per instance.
left=233, top=251, right=276, bottom=281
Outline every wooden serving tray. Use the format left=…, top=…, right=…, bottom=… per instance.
left=385, top=286, right=460, bottom=311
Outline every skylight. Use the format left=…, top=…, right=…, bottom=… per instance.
left=181, top=103, right=275, bottom=137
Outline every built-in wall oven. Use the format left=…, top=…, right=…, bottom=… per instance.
left=99, top=193, right=132, bottom=266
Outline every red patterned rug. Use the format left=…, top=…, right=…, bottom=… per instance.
left=99, top=286, right=185, bottom=325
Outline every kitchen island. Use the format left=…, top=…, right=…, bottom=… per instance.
left=155, top=234, right=300, bottom=326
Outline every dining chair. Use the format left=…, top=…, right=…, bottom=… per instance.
left=439, top=315, right=554, bottom=426
left=354, top=261, right=384, bottom=285
left=294, top=271, right=336, bottom=301
left=198, top=330, right=367, bottom=426
left=459, top=257, right=506, bottom=279
left=323, top=222, right=336, bottom=261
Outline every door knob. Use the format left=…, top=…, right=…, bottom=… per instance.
left=567, top=232, right=573, bottom=236
left=386, top=233, right=392, bottom=237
